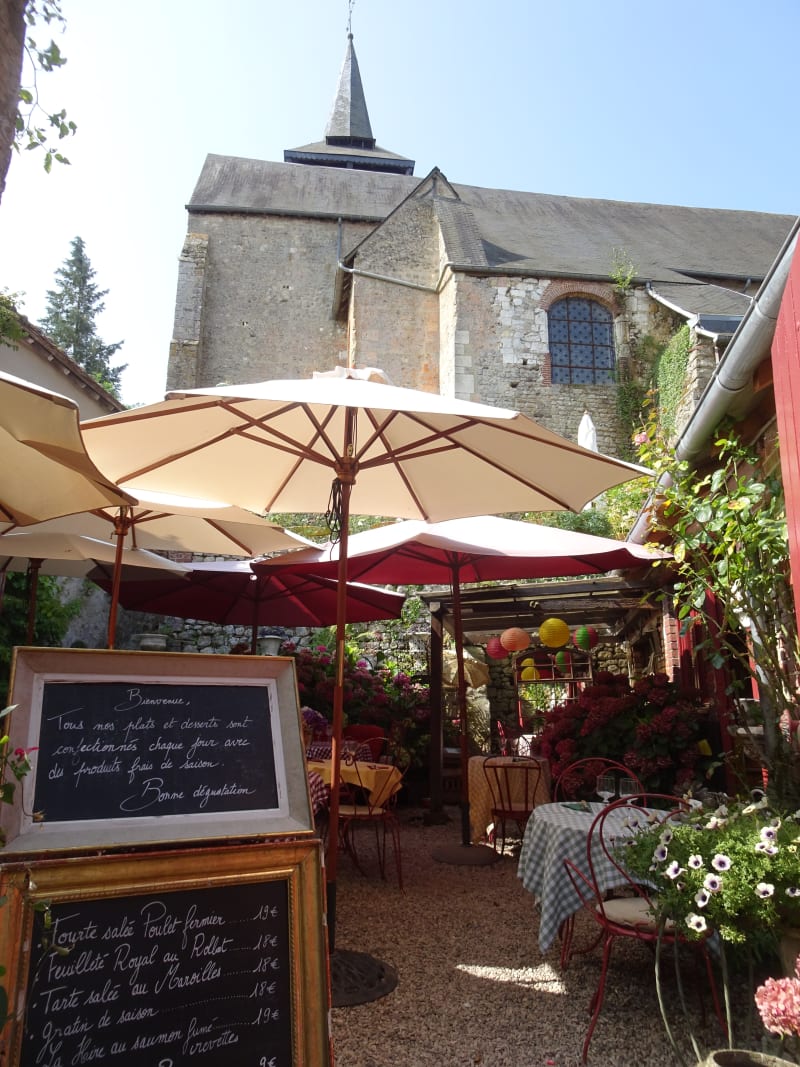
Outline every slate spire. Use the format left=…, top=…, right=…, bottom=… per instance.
left=283, top=28, right=414, bottom=175
left=325, top=33, right=375, bottom=148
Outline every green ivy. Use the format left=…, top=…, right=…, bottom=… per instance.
left=0, top=574, right=80, bottom=704
left=654, top=324, right=691, bottom=438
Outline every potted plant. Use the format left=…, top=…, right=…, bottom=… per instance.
left=622, top=794, right=800, bottom=951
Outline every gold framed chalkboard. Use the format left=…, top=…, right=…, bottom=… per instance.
left=2, top=648, right=314, bottom=853
left=0, top=839, right=331, bottom=1066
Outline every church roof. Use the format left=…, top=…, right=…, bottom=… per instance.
left=188, top=155, right=796, bottom=318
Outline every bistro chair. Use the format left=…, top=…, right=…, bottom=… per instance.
left=563, top=794, right=725, bottom=1062
left=338, top=746, right=411, bottom=890
left=552, top=757, right=643, bottom=802
left=482, top=755, right=544, bottom=853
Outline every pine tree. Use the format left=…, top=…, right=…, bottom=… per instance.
left=39, top=236, right=127, bottom=397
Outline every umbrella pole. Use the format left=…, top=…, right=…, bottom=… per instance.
left=328, top=442, right=358, bottom=952
left=107, top=509, right=131, bottom=650
left=25, top=559, right=42, bottom=643
left=451, top=569, right=472, bottom=847
left=430, top=564, right=497, bottom=866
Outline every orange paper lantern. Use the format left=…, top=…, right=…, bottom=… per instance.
left=500, top=627, right=531, bottom=652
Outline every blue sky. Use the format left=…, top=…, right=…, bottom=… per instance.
left=1, top=0, right=798, bottom=407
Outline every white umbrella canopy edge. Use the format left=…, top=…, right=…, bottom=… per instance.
left=79, top=375, right=651, bottom=519
left=3, top=490, right=317, bottom=557
left=0, top=371, right=134, bottom=527
left=0, top=530, right=190, bottom=643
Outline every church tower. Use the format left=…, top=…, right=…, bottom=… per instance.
left=284, top=32, right=414, bottom=175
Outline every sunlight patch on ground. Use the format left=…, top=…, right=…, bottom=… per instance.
left=455, top=960, right=567, bottom=993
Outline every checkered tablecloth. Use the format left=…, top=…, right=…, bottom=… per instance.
left=516, top=801, right=652, bottom=953
left=307, top=770, right=330, bottom=816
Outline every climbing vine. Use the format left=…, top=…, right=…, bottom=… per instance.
left=653, top=323, right=691, bottom=438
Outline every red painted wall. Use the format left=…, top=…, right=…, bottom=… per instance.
left=772, top=242, right=800, bottom=628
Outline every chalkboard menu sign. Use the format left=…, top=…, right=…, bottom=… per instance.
left=0, top=842, right=331, bottom=1066
left=36, top=681, right=279, bottom=821
left=2, top=649, right=313, bottom=852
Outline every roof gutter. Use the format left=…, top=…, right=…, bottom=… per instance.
left=629, top=216, right=800, bottom=545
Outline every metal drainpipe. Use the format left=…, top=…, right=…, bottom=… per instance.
left=628, top=217, right=800, bottom=546
left=336, top=218, right=451, bottom=294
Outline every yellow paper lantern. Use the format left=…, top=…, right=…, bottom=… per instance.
left=520, top=657, right=536, bottom=666
left=520, top=666, right=540, bottom=681
left=539, top=617, right=570, bottom=648
left=500, top=627, right=531, bottom=652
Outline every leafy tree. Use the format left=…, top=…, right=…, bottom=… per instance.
left=39, top=236, right=127, bottom=396
left=0, top=572, right=80, bottom=704
left=0, top=0, right=75, bottom=205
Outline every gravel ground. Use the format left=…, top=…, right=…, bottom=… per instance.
left=330, top=809, right=743, bottom=1067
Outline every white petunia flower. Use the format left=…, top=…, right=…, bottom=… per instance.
left=703, top=873, right=722, bottom=893
left=711, top=854, right=732, bottom=871
left=755, top=882, right=775, bottom=898
left=694, top=888, right=710, bottom=908
left=686, top=913, right=707, bottom=932
left=687, top=854, right=703, bottom=869
left=666, top=861, right=685, bottom=880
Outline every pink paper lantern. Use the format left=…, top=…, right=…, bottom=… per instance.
left=486, top=636, right=507, bottom=660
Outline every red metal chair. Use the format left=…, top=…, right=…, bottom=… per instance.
left=552, top=757, right=643, bottom=801
left=563, top=794, right=725, bottom=1062
left=482, top=755, right=544, bottom=853
left=338, top=746, right=410, bottom=890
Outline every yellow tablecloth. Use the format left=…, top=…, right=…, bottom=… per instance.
left=307, top=759, right=402, bottom=806
left=468, top=754, right=551, bottom=843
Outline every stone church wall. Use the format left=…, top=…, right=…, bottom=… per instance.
left=169, top=213, right=373, bottom=388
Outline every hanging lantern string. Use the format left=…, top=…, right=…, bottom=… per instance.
left=325, top=477, right=344, bottom=547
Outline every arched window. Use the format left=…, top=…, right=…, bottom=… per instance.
left=548, top=297, right=615, bottom=384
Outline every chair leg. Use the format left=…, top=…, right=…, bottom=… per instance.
left=582, top=933, right=614, bottom=1063
left=385, top=814, right=403, bottom=891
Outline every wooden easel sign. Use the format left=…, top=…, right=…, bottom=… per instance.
left=0, top=841, right=331, bottom=1066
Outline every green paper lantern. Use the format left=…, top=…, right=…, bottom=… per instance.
left=572, top=624, right=599, bottom=651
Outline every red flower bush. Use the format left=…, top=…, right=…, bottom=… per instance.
left=536, top=671, right=713, bottom=794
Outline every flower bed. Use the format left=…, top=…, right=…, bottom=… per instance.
left=536, top=671, right=714, bottom=795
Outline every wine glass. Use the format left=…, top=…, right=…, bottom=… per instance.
left=595, top=774, right=615, bottom=804
left=619, top=777, right=637, bottom=802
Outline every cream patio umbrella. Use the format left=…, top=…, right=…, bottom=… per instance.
left=80, top=365, right=651, bottom=944
left=0, top=370, right=133, bottom=529
left=0, top=530, right=189, bottom=642
left=7, top=489, right=315, bottom=647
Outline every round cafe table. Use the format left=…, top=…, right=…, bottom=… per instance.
left=517, top=800, right=654, bottom=953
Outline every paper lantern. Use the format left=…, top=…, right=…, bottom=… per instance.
left=539, top=617, right=570, bottom=648
left=486, top=636, right=507, bottom=660
left=520, top=666, right=540, bottom=681
left=573, top=624, right=599, bottom=651
left=500, top=627, right=531, bottom=652
left=520, top=657, right=535, bottom=667
left=554, top=650, right=572, bottom=674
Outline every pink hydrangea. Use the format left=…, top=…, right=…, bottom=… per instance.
left=755, top=956, right=800, bottom=1037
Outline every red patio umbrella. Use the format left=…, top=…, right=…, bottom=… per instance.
left=257, top=515, right=668, bottom=851
left=93, top=559, right=406, bottom=651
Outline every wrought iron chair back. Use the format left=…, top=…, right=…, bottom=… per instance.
left=482, top=755, right=544, bottom=853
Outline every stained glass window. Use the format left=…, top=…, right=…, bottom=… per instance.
left=548, top=298, right=615, bottom=384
